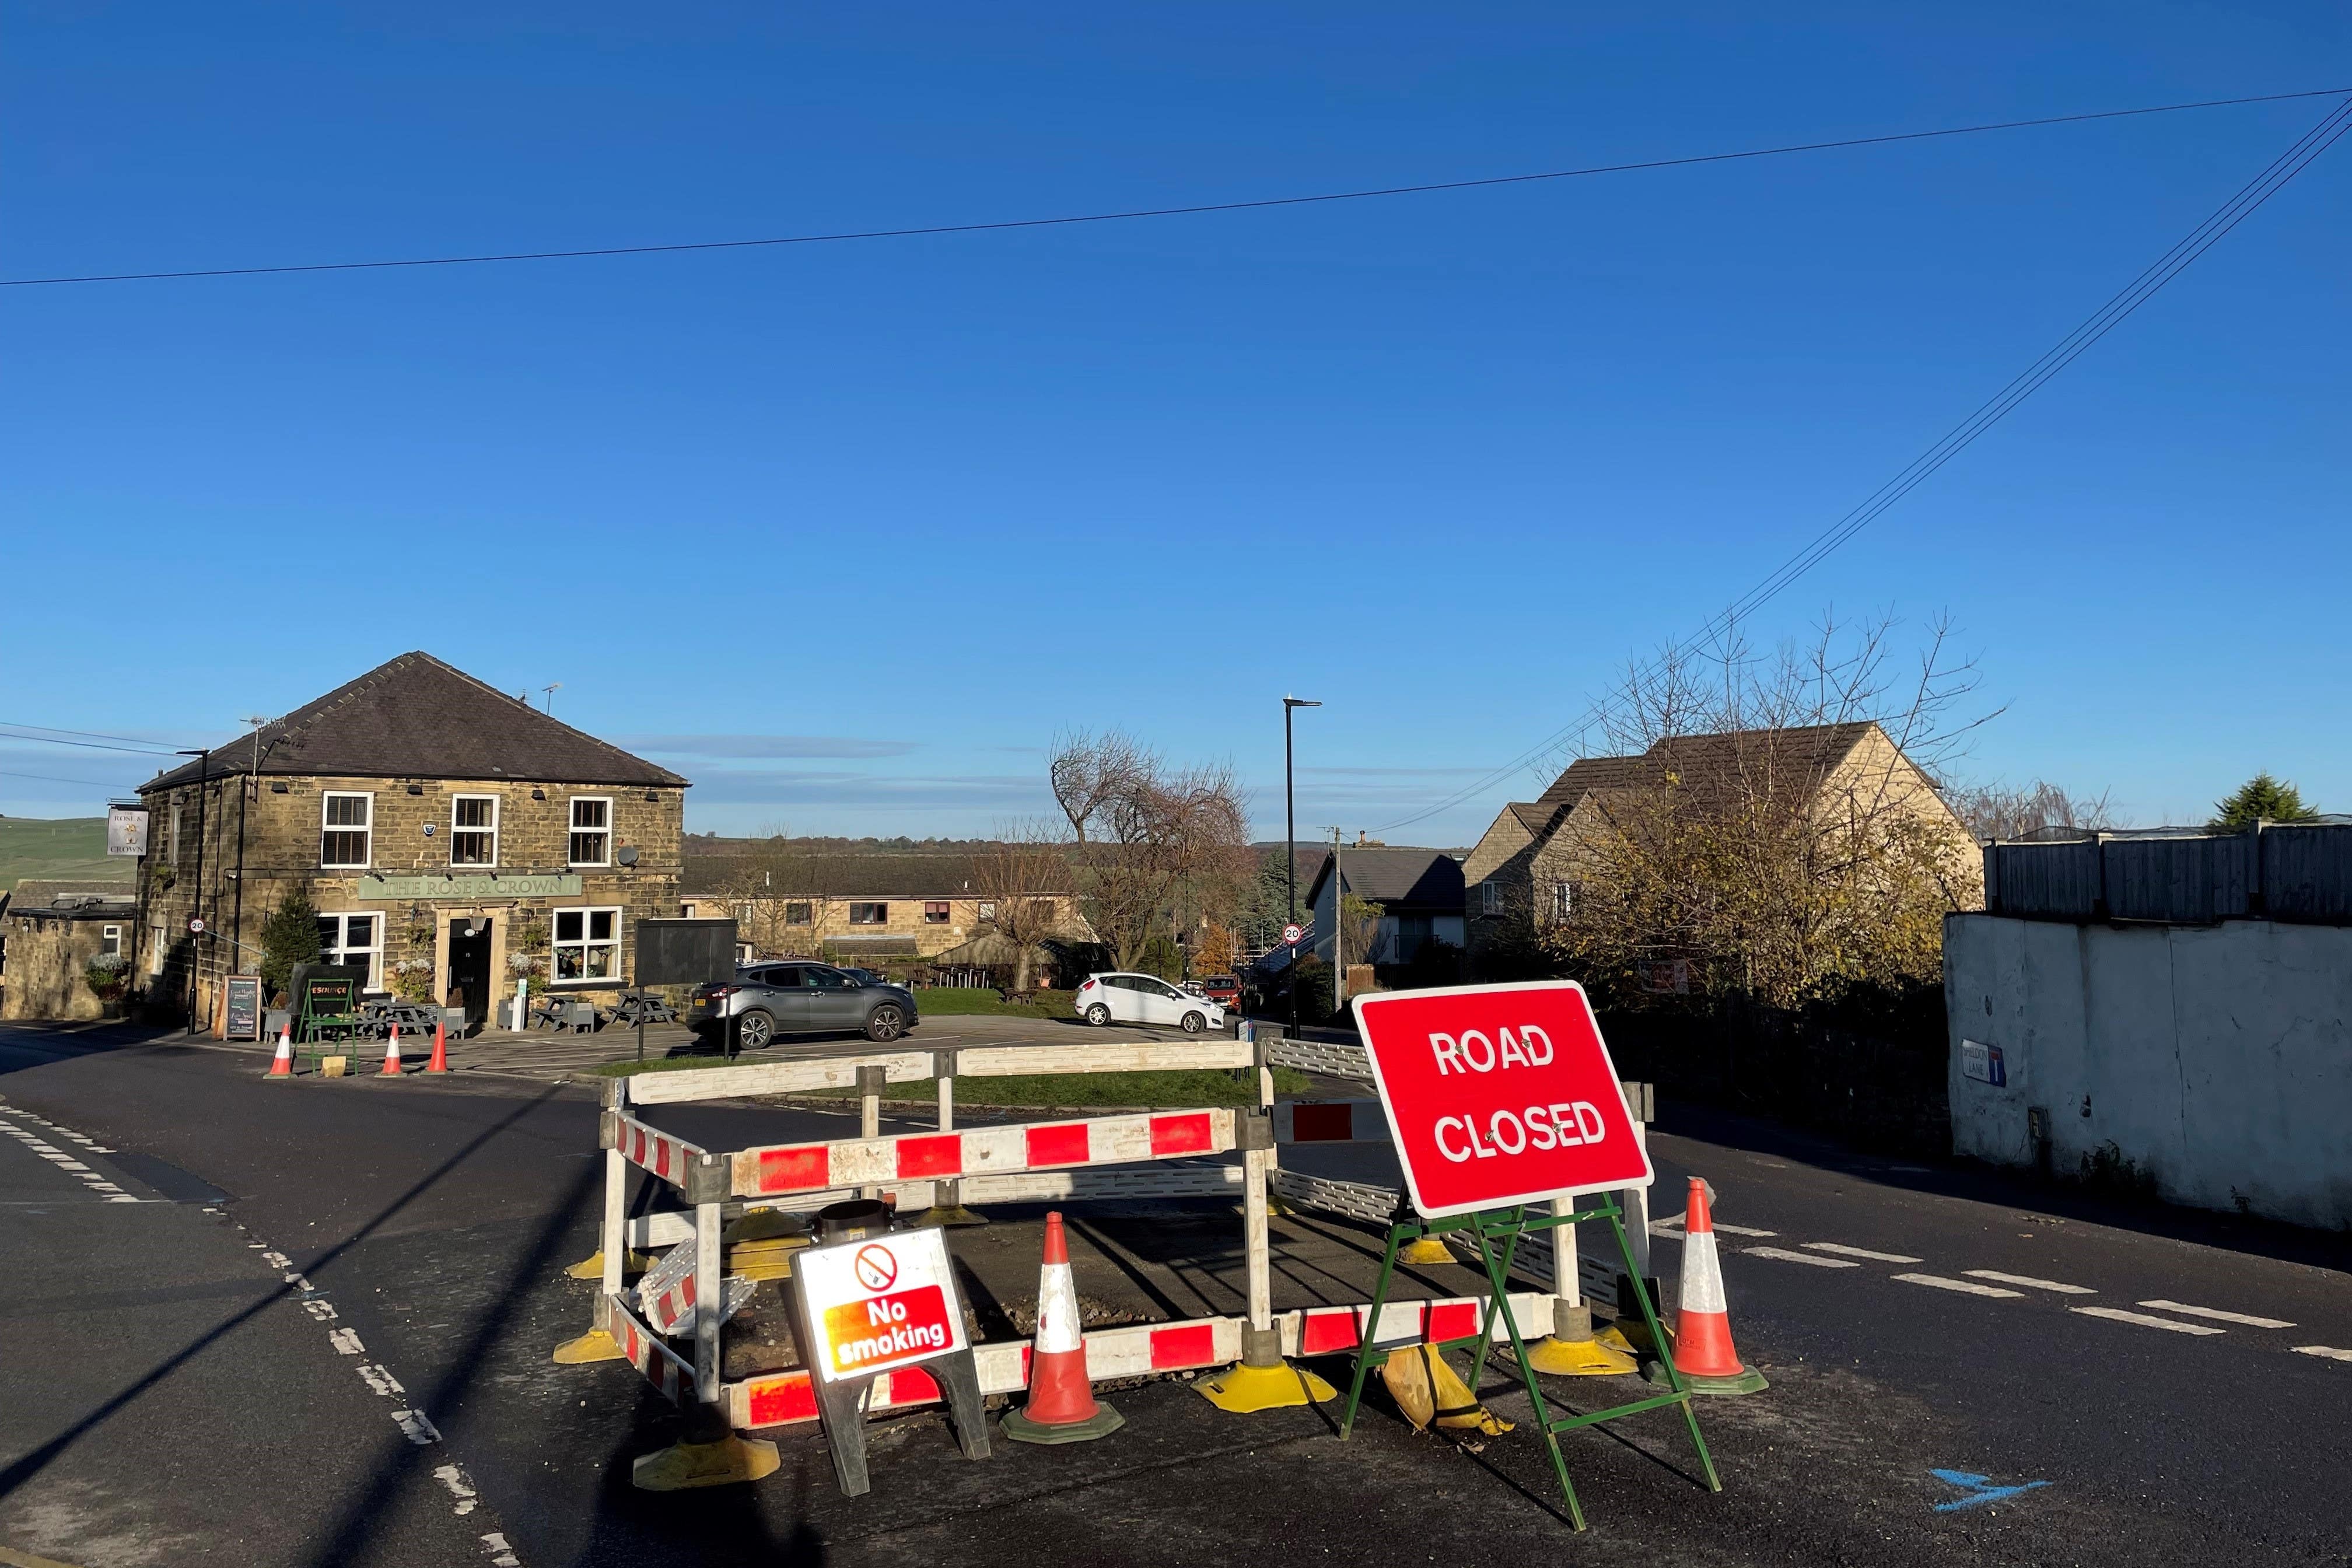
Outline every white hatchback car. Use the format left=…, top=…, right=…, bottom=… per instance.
left=1075, top=972, right=1227, bottom=1034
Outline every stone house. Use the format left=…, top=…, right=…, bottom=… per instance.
left=0, top=880, right=141, bottom=1021
left=135, top=652, right=687, bottom=1030
left=1461, top=722, right=1975, bottom=974
left=677, top=852, right=1090, bottom=969
left=1300, top=846, right=1467, bottom=971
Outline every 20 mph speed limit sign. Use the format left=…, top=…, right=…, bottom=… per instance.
left=1350, top=980, right=1651, bottom=1219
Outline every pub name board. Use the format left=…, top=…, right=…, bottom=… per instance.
left=356, top=873, right=584, bottom=901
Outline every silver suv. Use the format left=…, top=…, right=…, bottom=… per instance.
left=688, top=961, right=919, bottom=1048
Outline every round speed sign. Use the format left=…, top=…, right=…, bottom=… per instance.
left=1282, top=923, right=1304, bottom=945
left=188, top=918, right=206, bottom=934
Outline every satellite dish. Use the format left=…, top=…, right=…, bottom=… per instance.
left=617, top=845, right=640, bottom=866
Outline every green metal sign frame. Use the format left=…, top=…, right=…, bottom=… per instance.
left=1338, top=1196, right=1720, bottom=1531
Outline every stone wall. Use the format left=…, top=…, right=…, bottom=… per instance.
left=0, top=915, right=125, bottom=1021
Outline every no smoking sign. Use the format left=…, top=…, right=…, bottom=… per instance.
left=794, top=1227, right=971, bottom=1384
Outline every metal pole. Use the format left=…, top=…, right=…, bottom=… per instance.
left=1284, top=699, right=1296, bottom=1040
left=187, top=761, right=209, bottom=1032
left=1331, top=827, right=1343, bottom=1017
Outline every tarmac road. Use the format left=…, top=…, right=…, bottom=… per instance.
left=1, top=1019, right=2347, bottom=1567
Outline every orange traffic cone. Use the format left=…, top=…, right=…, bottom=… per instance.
left=265, top=1023, right=296, bottom=1080
left=1645, top=1176, right=1766, bottom=1395
left=425, top=1020, right=449, bottom=1074
left=1000, top=1212, right=1123, bottom=1444
left=379, top=1024, right=404, bottom=1077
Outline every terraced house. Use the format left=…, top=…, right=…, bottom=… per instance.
left=136, top=652, right=688, bottom=1030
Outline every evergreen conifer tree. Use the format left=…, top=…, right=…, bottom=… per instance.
left=2208, top=772, right=2319, bottom=832
left=258, top=886, right=323, bottom=999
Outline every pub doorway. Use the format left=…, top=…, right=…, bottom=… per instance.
left=446, top=916, right=493, bottom=1026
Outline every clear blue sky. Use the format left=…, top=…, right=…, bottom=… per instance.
left=4, top=4, right=2346, bottom=839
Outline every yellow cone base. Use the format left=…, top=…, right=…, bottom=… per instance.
left=1196, top=1360, right=1336, bottom=1413
left=1000, top=1400, right=1125, bottom=1445
left=551, top=1328, right=625, bottom=1364
left=1643, top=1359, right=1768, bottom=1396
left=721, top=1209, right=804, bottom=1245
left=1396, top=1236, right=1455, bottom=1266
left=565, top=1249, right=652, bottom=1282
left=1596, top=1317, right=1674, bottom=1359
left=1525, top=1334, right=1640, bottom=1377
left=630, top=1434, right=782, bottom=1490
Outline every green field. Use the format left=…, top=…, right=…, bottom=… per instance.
left=0, top=817, right=128, bottom=895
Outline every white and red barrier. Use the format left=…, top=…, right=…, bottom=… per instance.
left=723, top=1290, right=1548, bottom=1430
left=727, top=1109, right=1234, bottom=1198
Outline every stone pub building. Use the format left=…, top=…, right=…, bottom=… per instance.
left=137, top=652, right=688, bottom=1030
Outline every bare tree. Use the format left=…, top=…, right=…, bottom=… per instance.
left=1545, top=611, right=1992, bottom=1008
left=1944, top=779, right=2118, bottom=841
left=1048, top=734, right=1251, bottom=971
left=972, top=823, right=1073, bottom=992
left=717, top=829, right=823, bottom=958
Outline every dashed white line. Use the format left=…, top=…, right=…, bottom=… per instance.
left=1803, top=1242, right=1922, bottom=1264
left=1894, top=1272, right=2024, bottom=1298
left=2294, top=1346, right=2352, bottom=1363
left=328, top=1328, right=366, bottom=1356
left=1745, top=1246, right=1859, bottom=1268
left=2137, top=1300, right=2294, bottom=1329
left=303, top=1299, right=340, bottom=1321
left=433, top=1463, right=480, bottom=1516
left=358, top=1363, right=408, bottom=1398
left=1964, top=1270, right=2096, bottom=1295
left=262, top=1251, right=291, bottom=1268
left=481, top=1531, right=522, bottom=1566
left=393, top=1409, right=442, bottom=1445
left=2072, top=1306, right=2226, bottom=1335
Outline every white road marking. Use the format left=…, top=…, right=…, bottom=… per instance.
left=328, top=1328, right=365, bottom=1355
left=433, top=1463, right=481, bottom=1516
left=358, top=1363, right=407, bottom=1398
left=2293, top=1346, right=2352, bottom=1363
left=1746, top=1246, right=1859, bottom=1268
left=1804, top=1242, right=1922, bottom=1264
left=2137, top=1300, right=2294, bottom=1329
left=2072, top=1306, right=2226, bottom=1335
left=303, top=1299, right=340, bottom=1321
left=481, top=1531, right=522, bottom=1566
left=1965, top=1270, right=2095, bottom=1295
left=1653, top=1218, right=1777, bottom=1238
left=393, top=1409, right=442, bottom=1445
left=262, top=1251, right=291, bottom=1268
left=1894, top=1272, right=2024, bottom=1298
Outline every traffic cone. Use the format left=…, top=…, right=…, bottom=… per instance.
left=425, top=1020, right=449, bottom=1073
left=1643, top=1177, right=1766, bottom=1396
left=1000, top=1212, right=1124, bottom=1444
left=379, top=1024, right=403, bottom=1077
left=265, top=1023, right=296, bottom=1080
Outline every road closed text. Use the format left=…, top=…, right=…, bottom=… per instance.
left=1433, top=1101, right=1607, bottom=1163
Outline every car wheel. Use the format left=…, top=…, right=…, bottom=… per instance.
left=736, top=1010, right=774, bottom=1051
left=864, top=1004, right=905, bottom=1043
left=1180, top=1010, right=1207, bottom=1034
left=1085, top=1004, right=1111, bottom=1026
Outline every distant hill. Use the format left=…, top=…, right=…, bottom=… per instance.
left=0, top=817, right=131, bottom=895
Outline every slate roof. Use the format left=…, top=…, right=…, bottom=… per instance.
left=681, top=850, right=1072, bottom=900
left=1305, top=846, right=1467, bottom=911
left=1519, top=722, right=1881, bottom=820
left=6, top=879, right=138, bottom=917
left=142, top=652, right=688, bottom=793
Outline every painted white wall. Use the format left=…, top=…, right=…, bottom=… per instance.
left=1945, top=914, right=2352, bottom=1229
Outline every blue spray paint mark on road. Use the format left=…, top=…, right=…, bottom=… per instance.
left=1931, top=1469, right=2053, bottom=1511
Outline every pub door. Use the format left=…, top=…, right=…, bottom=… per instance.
left=446, top=918, right=493, bottom=1025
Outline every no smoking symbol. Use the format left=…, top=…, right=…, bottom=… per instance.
left=853, top=1244, right=898, bottom=1292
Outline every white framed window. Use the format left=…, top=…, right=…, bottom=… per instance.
left=148, top=923, right=166, bottom=975
left=316, top=912, right=383, bottom=990
left=170, top=799, right=183, bottom=864
left=977, top=900, right=998, bottom=921
left=320, top=792, right=373, bottom=868
left=552, top=907, right=621, bottom=981
left=568, top=797, right=611, bottom=867
left=100, top=925, right=123, bottom=957
left=1477, top=880, right=1502, bottom=916
left=1549, top=881, right=1574, bottom=921
left=451, top=793, right=499, bottom=867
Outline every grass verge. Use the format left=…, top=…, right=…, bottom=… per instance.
left=908, top=987, right=1077, bottom=1018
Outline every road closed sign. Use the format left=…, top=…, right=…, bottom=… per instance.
left=793, top=1226, right=972, bottom=1384
left=1350, top=980, right=1652, bottom=1218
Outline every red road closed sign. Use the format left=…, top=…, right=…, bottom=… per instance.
left=1350, top=980, right=1651, bottom=1218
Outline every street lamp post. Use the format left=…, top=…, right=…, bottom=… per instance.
left=1282, top=696, right=1320, bottom=1037
left=173, top=747, right=209, bottom=1033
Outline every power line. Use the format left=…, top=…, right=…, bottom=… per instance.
left=0, top=719, right=184, bottom=751
left=0, top=768, right=124, bottom=790
left=1367, top=92, right=2352, bottom=836
left=0, top=726, right=181, bottom=757
left=4, top=88, right=2343, bottom=290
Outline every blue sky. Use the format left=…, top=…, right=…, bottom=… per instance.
left=3, top=4, right=2346, bottom=839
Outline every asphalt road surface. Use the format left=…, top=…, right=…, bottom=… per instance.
left=1, top=1019, right=2346, bottom=1568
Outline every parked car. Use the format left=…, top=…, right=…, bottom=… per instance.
left=837, top=966, right=890, bottom=988
left=1198, top=974, right=1242, bottom=1010
left=689, top=961, right=919, bottom=1048
left=1074, top=972, right=1226, bottom=1034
